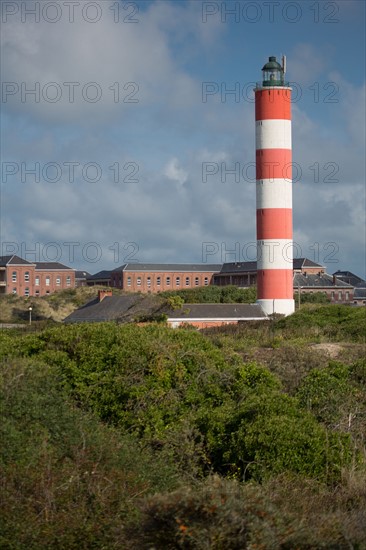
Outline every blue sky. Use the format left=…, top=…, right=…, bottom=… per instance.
left=1, top=0, right=365, bottom=277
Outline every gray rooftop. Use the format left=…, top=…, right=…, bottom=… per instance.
left=293, top=258, right=325, bottom=269
left=87, top=270, right=114, bottom=281
left=167, top=303, right=267, bottom=320
left=35, top=262, right=73, bottom=271
left=64, top=293, right=266, bottom=324
left=219, top=258, right=324, bottom=274
left=0, top=255, right=34, bottom=266
left=114, top=263, right=223, bottom=273
left=333, top=270, right=366, bottom=287
left=294, top=273, right=353, bottom=288
left=75, top=270, right=91, bottom=278
left=219, top=261, right=257, bottom=274
left=64, top=295, right=141, bottom=323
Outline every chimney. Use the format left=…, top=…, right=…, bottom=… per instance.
left=98, top=289, right=113, bottom=302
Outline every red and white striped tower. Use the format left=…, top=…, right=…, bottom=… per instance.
left=255, top=56, right=295, bottom=315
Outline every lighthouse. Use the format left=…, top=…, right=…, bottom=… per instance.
left=255, top=56, right=295, bottom=316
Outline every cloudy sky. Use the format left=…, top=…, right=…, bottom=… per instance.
left=1, top=0, right=365, bottom=277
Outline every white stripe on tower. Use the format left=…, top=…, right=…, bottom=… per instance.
left=255, top=56, right=295, bottom=316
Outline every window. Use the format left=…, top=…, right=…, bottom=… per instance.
left=35, top=276, right=40, bottom=286
left=66, top=276, right=71, bottom=287
left=195, top=277, right=199, bottom=286
left=35, top=290, right=40, bottom=297
left=345, top=291, right=349, bottom=301
left=204, top=277, right=209, bottom=286
left=157, top=276, right=161, bottom=287
left=24, top=288, right=30, bottom=297
left=46, top=276, right=50, bottom=286
left=12, top=288, right=17, bottom=294
left=338, top=291, right=342, bottom=300
left=12, top=271, right=17, bottom=283
left=185, top=277, right=190, bottom=286
left=137, top=277, right=141, bottom=287
left=147, top=276, right=151, bottom=287
left=331, top=291, right=335, bottom=300
left=24, top=271, right=30, bottom=282
left=46, top=290, right=50, bottom=295
left=56, top=277, right=61, bottom=286
left=127, top=276, right=131, bottom=287
left=166, top=276, right=171, bottom=286
left=176, top=277, right=180, bottom=286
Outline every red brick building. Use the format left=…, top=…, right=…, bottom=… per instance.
left=213, top=258, right=355, bottom=304
left=84, top=258, right=356, bottom=304
left=110, top=263, right=223, bottom=293
left=0, top=255, right=75, bottom=297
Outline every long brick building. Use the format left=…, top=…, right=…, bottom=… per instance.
left=110, top=263, right=222, bottom=293
left=0, top=255, right=75, bottom=296
left=86, top=258, right=356, bottom=305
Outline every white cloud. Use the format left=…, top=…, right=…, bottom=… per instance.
left=1, top=3, right=364, bottom=277
left=163, top=158, right=188, bottom=185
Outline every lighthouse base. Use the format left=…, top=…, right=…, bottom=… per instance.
left=257, top=299, right=295, bottom=316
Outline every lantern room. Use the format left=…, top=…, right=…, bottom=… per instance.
left=261, top=56, right=286, bottom=87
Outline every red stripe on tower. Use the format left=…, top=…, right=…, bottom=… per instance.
left=255, top=56, right=295, bottom=316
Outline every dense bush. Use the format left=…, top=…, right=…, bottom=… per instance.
left=276, top=304, right=366, bottom=342
left=200, top=390, right=352, bottom=482
left=0, top=357, right=178, bottom=549
left=295, top=291, right=330, bottom=304
left=162, top=285, right=256, bottom=304
left=297, top=358, right=366, bottom=444
left=127, top=474, right=366, bottom=549
left=1, top=304, right=365, bottom=547
left=0, top=323, right=356, bottom=484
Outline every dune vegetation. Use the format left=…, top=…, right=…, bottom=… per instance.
left=0, top=292, right=365, bottom=548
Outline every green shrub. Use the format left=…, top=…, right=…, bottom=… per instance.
left=201, top=391, right=352, bottom=483
left=277, top=305, right=366, bottom=342
left=295, top=291, right=330, bottom=304
left=0, top=323, right=359, bottom=483
left=0, top=357, right=178, bottom=549
left=161, top=285, right=256, bottom=304
left=127, top=474, right=366, bottom=549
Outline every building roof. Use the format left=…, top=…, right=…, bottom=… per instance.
left=75, top=270, right=91, bottom=279
left=35, top=262, right=73, bottom=271
left=218, top=258, right=324, bottom=275
left=293, top=258, right=325, bottom=269
left=64, top=295, right=141, bottom=323
left=294, top=272, right=353, bottom=288
left=64, top=293, right=267, bottom=324
left=0, top=255, right=35, bottom=266
left=218, top=261, right=257, bottom=274
left=114, top=263, right=223, bottom=273
left=87, top=270, right=114, bottom=281
left=167, top=303, right=267, bottom=320
left=333, top=270, right=366, bottom=287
